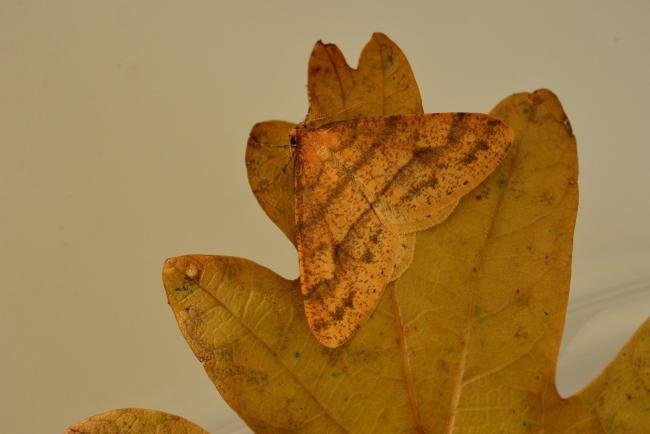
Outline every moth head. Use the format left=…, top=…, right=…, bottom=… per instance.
left=289, top=125, right=301, bottom=149
left=290, top=122, right=311, bottom=149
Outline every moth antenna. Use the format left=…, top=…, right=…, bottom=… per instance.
left=306, top=101, right=367, bottom=125
left=256, top=102, right=370, bottom=152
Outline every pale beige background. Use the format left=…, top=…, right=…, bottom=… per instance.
left=1, top=1, right=649, bottom=433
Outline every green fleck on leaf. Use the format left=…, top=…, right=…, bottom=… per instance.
left=497, top=174, right=506, bottom=188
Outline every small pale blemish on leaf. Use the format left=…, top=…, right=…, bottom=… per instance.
left=185, top=263, right=199, bottom=279
left=563, top=116, right=573, bottom=136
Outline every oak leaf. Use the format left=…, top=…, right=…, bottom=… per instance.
left=64, top=408, right=209, bottom=434
left=163, top=33, right=650, bottom=433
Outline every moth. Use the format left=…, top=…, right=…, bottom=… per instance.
left=291, top=113, right=513, bottom=348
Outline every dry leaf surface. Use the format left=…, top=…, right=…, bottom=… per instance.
left=164, top=33, right=650, bottom=432
left=64, top=408, right=209, bottom=434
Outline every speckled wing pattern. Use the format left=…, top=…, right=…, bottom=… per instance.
left=294, top=113, right=513, bottom=347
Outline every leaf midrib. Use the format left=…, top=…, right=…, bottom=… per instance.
left=444, top=101, right=535, bottom=433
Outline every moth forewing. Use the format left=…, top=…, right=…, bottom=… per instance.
left=294, top=113, right=513, bottom=347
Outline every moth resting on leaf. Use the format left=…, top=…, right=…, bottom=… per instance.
left=292, top=113, right=513, bottom=348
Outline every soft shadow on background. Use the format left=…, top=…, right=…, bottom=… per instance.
left=1, top=1, right=649, bottom=432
